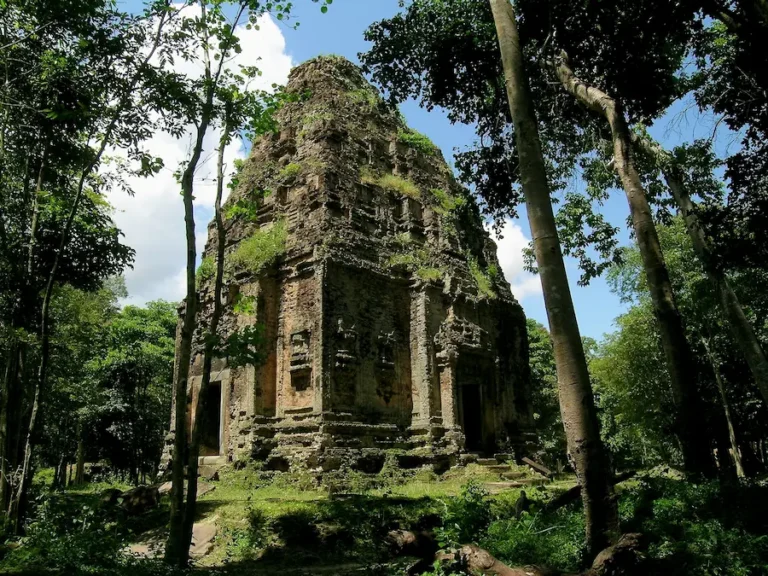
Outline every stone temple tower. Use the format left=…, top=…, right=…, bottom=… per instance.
left=171, top=56, right=533, bottom=473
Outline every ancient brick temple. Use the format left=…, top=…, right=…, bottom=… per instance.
left=169, top=56, right=533, bottom=473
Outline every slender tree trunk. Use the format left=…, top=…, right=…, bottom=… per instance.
left=165, top=2, right=244, bottom=562
left=634, top=135, right=768, bottom=409
left=164, top=96, right=214, bottom=570
left=75, top=425, right=85, bottom=485
left=181, top=121, right=230, bottom=561
left=551, top=55, right=715, bottom=478
left=0, top=346, right=18, bottom=512
left=701, top=337, right=746, bottom=478
left=488, top=0, right=618, bottom=558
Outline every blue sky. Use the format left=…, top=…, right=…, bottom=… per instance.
left=116, top=0, right=731, bottom=342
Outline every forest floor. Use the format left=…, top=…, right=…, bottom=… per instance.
left=184, top=461, right=562, bottom=574
left=2, top=463, right=768, bottom=575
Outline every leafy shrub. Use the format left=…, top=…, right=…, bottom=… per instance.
left=196, top=256, right=215, bottom=282
left=620, top=478, right=768, bottom=576
left=224, top=500, right=271, bottom=562
left=0, top=494, right=183, bottom=576
left=397, top=128, right=437, bottom=156
left=229, top=219, right=287, bottom=274
left=278, top=162, right=301, bottom=183
left=468, top=257, right=496, bottom=299
left=435, top=480, right=492, bottom=547
left=482, top=507, right=585, bottom=571
left=225, top=196, right=264, bottom=221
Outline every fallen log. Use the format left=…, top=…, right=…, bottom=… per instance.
left=544, top=471, right=636, bottom=513
left=388, top=531, right=646, bottom=576
left=522, top=457, right=554, bottom=478
left=441, top=533, right=645, bottom=576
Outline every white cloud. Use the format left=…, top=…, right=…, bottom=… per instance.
left=107, top=12, right=293, bottom=306
left=489, top=219, right=543, bottom=302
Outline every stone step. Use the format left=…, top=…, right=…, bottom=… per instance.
left=484, top=464, right=512, bottom=473
left=500, top=470, right=526, bottom=480
left=483, top=477, right=548, bottom=494
left=476, top=458, right=500, bottom=466
left=483, top=481, right=523, bottom=494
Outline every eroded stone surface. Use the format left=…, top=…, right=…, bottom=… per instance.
left=162, top=56, right=534, bottom=474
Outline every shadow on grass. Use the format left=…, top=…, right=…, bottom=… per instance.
left=197, top=493, right=441, bottom=574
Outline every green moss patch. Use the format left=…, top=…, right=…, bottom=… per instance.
left=229, top=220, right=288, bottom=274
left=377, top=173, right=420, bottom=198
left=397, top=128, right=437, bottom=156
left=388, top=233, right=444, bottom=282
left=469, top=256, right=497, bottom=299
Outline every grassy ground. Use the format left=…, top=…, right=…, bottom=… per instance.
left=191, top=462, right=554, bottom=573
left=7, top=464, right=766, bottom=575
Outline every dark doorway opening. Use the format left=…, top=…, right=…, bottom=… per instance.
left=460, top=384, right=482, bottom=452
left=200, top=382, right=221, bottom=456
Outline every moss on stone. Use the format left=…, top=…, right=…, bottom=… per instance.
left=397, top=128, right=436, bottom=156
left=229, top=220, right=288, bottom=274
left=388, top=234, right=444, bottom=282
left=196, top=256, right=216, bottom=282
left=377, top=174, right=420, bottom=198
left=468, top=257, right=497, bottom=300
left=278, top=163, right=302, bottom=184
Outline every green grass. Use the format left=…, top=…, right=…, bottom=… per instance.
left=429, top=188, right=465, bottom=214
left=20, top=466, right=766, bottom=576
left=388, top=234, right=445, bottom=283
left=277, top=162, right=301, bottom=184
left=360, top=169, right=421, bottom=199
left=469, top=256, right=497, bottom=300
left=397, top=128, right=437, bottom=156
left=196, top=256, right=215, bottom=282
left=377, top=174, right=420, bottom=198
left=228, top=220, right=288, bottom=274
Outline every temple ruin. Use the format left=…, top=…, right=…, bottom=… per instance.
left=168, top=56, right=534, bottom=473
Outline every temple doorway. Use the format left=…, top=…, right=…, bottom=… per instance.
left=200, top=382, right=222, bottom=456
left=460, top=384, right=483, bottom=452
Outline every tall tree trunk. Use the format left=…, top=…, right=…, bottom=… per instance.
left=180, top=121, right=230, bottom=562
left=634, top=135, right=768, bottom=409
left=164, top=92, right=217, bottom=569
left=551, top=55, right=715, bottom=478
left=165, top=3, right=243, bottom=563
left=488, top=0, right=618, bottom=558
left=75, top=424, right=85, bottom=485
left=701, top=337, right=746, bottom=478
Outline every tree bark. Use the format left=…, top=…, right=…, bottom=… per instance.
left=75, top=425, right=85, bottom=485
left=633, top=135, right=768, bottom=410
left=180, top=120, right=230, bottom=562
left=488, top=0, right=618, bottom=558
left=164, top=116, right=206, bottom=566
left=701, top=337, right=746, bottom=478
left=551, top=55, right=715, bottom=478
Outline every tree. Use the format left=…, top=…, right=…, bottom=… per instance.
left=488, top=0, right=618, bottom=558
left=598, top=218, right=768, bottom=477
left=362, top=0, right=618, bottom=556
left=0, top=0, right=179, bottom=529
left=526, top=319, right=566, bottom=470
left=545, top=53, right=714, bottom=477
left=161, top=1, right=331, bottom=565
left=633, top=135, right=768, bottom=409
